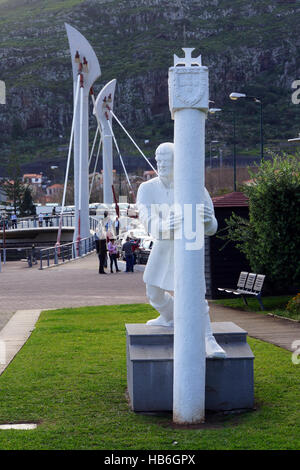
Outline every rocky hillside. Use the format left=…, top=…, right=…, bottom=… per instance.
left=0, top=0, right=299, bottom=173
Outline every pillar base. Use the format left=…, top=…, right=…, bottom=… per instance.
left=126, top=322, right=254, bottom=412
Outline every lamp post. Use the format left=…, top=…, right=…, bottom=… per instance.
left=0, top=80, right=5, bottom=105
left=0, top=81, right=6, bottom=264
left=209, top=140, right=219, bottom=168
left=229, top=92, right=263, bottom=161
left=208, top=109, right=221, bottom=169
left=209, top=107, right=237, bottom=190
left=233, top=107, right=237, bottom=191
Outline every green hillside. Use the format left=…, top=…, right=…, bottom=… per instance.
left=0, top=0, right=299, bottom=174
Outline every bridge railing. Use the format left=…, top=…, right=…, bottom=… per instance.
left=39, top=234, right=96, bottom=270
left=0, top=246, right=42, bottom=266
left=89, top=216, right=100, bottom=232
left=18, top=215, right=75, bottom=230
left=0, top=214, right=76, bottom=231
left=1, top=214, right=99, bottom=232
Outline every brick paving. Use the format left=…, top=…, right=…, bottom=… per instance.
left=0, top=254, right=147, bottom=330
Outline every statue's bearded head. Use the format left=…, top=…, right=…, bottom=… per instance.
left=155, top=142, right=174, bottom=185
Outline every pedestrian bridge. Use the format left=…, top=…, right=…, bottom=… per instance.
left=0, top=214, right=99, bottom=235
left=0, top=215, right=99, bottom=260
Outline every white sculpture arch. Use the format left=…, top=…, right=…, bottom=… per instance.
left=65, top=23, right=101, bottom=242
left=94, top=79, right=117, bottom=204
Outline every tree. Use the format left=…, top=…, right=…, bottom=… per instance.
left=222, top=153, right=300, bottom=293
left=0, top=154, right=25, bottom=214
left=19, top=186, right=36, bottom=217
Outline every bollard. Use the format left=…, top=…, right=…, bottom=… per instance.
left=54, top=247, right=58, bottom=265
left=27, top=254, right=32, bottom=268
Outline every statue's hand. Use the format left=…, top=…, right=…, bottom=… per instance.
left=158, top=214, right=183, bottom=239
left=167, top=214, right=183, bottom=231
left=196, top=205, right=218, bottom=236
left=196, top=205, right=214, bottom=223
left=203, top=206, right=215, bottom=224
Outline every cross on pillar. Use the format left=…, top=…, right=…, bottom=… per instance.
left=174, top=48, right=202, bottom=67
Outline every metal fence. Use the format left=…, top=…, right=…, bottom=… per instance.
left=0, top=246, right=36, bottom=266
left=19, top=215, right=74, bottom=230
left=39, top=235, right=96, bottom=270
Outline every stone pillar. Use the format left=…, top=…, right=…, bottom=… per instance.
left=94, top=79, right=117, bottom=205
left=65, top=23, right=101, bottom=241
left=168, top=48, right=209, bottom=424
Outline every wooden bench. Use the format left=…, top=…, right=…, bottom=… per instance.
left=218, top=272, right=266, bottom=310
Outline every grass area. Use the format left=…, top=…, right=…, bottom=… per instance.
left=0, top=304, right=299, bottom=450
left=213, top=295, right=300, bottom=321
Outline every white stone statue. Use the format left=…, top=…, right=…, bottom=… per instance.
left=137, top=142, right=226, bottom=358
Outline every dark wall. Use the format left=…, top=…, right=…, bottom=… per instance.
left=208, top=206, right=250, bottom=299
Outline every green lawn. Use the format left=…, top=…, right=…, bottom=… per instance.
left=213, top=295, right=300, bottom=321
left=0, top=304, right=299, bottom=450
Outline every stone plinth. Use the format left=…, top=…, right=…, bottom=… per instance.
left=126, top=322, right=254, bottom=412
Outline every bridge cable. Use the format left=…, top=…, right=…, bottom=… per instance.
left=107, top=108, right=158, bottom=175
left=89, top=135, right=103, bottom=199
left=106, top=117, right=134, bottom=195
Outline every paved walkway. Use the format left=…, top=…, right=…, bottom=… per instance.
left=0, top=254, right=299, bottom=376
left=0, top=309, right=42, bottom=375
left=209, top=303, right=300, bottom=353
left=0, top=254, right=147, bottom=330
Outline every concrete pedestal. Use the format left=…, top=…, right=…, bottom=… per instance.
left=126, top=322, right=254, bottom=412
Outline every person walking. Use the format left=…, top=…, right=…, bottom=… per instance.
left=95, top=232, right=107, bottom=274
left=131, top=238, right=140, bottom=266
left=31, top=243, right=37, bottom=265
left=122, top=236, right=134, bottom=272
left=114, top=216, right=120, bottom=237
left=38, top=213, right=43, bottom=227
left=107, top=239, right=120, bottom=273
left=11, top=212, right=17, bottom=229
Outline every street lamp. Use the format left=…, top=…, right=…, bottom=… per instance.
left=209, top=108, right=222, bottom=114
left=288, top=133, right=300, bottom=142
left=209, top=140, right=219, bottom=168
left=229, top=92, right=264, bottom=161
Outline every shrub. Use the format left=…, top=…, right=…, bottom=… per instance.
left=222, top=152, right=300, bottom=292
left=286, top=294, right=300, bottom=317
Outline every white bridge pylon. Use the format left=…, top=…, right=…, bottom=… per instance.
left=65, top=23, right=101, bottom=242
left=64, top=23, right=156, bottom=244
left=93, top=79, right=117, bottom=205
